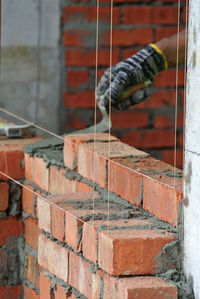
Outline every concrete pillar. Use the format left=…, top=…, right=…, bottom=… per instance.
left=184, top=0, right=200, bottom=297
left=0, top=0, right=61, bottom=136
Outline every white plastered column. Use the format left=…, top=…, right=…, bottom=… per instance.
left=184, top=0, right=200, bottom=298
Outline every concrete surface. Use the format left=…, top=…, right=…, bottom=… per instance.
left=0, top=0, right=61, bottom=136
left=184, top=0, right=200, bottom=297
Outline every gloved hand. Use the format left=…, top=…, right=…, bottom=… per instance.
left=96, top=44, right=168, bottom=110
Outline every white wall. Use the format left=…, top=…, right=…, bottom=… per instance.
left=0, top=0, right=61, bottom=135
left=184, top=0, right=200, bottom=297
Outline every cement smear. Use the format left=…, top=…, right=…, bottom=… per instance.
left=160, top=270, right=194, bottom=299
left=156, top=242, right=194, bottom=298
left=8, top=182, right=22, bottom=216
left=0, top=236, right=24, bottom=286
left=24, top=136, right=64, bottom=167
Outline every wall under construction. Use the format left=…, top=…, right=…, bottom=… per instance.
left=0, top=133, right=194, bottom=298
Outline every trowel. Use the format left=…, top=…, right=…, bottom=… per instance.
left=0, top=123, right=35, bottom=138
left=73, top=80, right=151, bottom=134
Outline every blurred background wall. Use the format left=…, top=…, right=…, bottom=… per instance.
left=0, top=0, right=186, bottom=168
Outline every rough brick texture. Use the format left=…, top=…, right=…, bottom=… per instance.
left=62, top=1, right=186, bottom=168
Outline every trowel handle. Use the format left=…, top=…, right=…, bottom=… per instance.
left=118, top=79, right=151, bottom=102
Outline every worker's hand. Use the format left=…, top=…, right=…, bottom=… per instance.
left=96, top=44, right=167, bottom=110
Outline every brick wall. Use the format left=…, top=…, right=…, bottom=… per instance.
left=62, top=0, right=186, bottom=168
left=0, top=136, right=40, bottom=299
left=1, top=131, right=194, bottom=298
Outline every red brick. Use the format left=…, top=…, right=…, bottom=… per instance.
left=154, top=114, right=171, bottom=128
left=66, top=69, right=89, bottom=87
left=38, top=196, right=51, bottom=233
left=123, top=48, right=141, bottom=59
left=98, top=229, right=177, bottom=275
left=55, top=285, right=67, bottom=299
left=103, top=276, right=177, bottom=299
left=143, top=176, right=182, bottom=226
left=78, top=143, right=107, bottom=188
left=24, top=154, right=34, bottom=181
left=40, top=272, right=51, bottom=299
left=162, top=149, right=183, bottom=169
left=156, top=26, right=184, bottom=41
left=122, top=129, right=175, bottom=149
left=25, top=217, right=41, bottom=250
left=22, top=184, right=35, bottom=216
left=123, top=6, right=178, bottom=25
left=112, top=111, right=149, bottom=129
left=101, top=0, right=150, bottom=2
left=25, top=253, right=40, bottom=288
left=177, top=110, right=184, bottom=127
left=34, top=157, right=49, bottom=191
left=63, top=30, right=90, bottom=47
left=63, top=90, right=95, bottom=108
left=52, top=192, right=99, bottom=250
left=64, top=113, right=87, bottom=130
left=0, top=285, right=23, bottom=299
left=78, top=140, right=147, bottom=188
left=65, top=49, right=120, bottom=67
left=109, top=160, right=142, bottom=206
left=137, top=90, right=176, bottom=108
left=0, top=146, right=24, bottom=180
left=155, top=69, right=184, bottom=87
left=24, top=286, right=39, bottom=299
left=82, top=218, right=152, bottom=263
left=49, top=166, right=77, bottom=194
left=68, top=251, right=102, bottom=298
left=77, top=182, right=93, bottom=192
left=62, top=6, right=120, bottom=24
left=0, top=182, right=9, bottom=211
left=38, top=235, right=69, bottom=282
left=0, top=217, right=23, bottom=246
left=64, top=133, right=117, bottom=169
left=51, top=204, right=65, bottom=242
left=101, top=28, right=153, bottom=46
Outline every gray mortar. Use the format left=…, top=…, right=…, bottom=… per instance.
left=100, top=277, right=104, bottom=299
left=159, top=270, right=194, bottom=299
left=0, top=236, right=24, bottom=286
left=8, top=181, right=22, bottom=216
left=24, top=136, right=64, bottom=167
left=24, top=244, right=38, bottom=259
left=0, top=212, right=6, bottom=219
left=144, top=170, right=183, bottom=179
left=156, top=242, right=194, bottom=298
left=43, top=269, right=87, bottom=299
left=156, top=241, right=180, bottom=275
left=23, top=280, right=39, bottom=294
left=23, top=179, right=49, bottom=197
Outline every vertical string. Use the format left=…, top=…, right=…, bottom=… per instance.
left=92, top=0, right=100, bottom=222
left=107, top=0, right=113, bottom=227
left=174, top=0, right=181, bottom=178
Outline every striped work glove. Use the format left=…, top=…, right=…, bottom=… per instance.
left=96, top=44, right=168, bottom=110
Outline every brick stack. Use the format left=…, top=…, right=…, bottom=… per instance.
left=62, top=0, right=186, bottom=168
